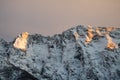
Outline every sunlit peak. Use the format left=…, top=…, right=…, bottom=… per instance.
left=105, top=32, right=118, bottom=49
left=13, top=32, right=29, bottom=52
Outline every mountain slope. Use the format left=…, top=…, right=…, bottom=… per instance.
left=0, top=25, right=120, bottom=80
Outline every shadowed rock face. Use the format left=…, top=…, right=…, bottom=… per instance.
left=0, top=39, right=38, bottom=80
left=0, top=66, right=38, bottom=80
left=0, top=25, right=120, bottom=80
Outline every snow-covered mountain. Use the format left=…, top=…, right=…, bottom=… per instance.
left=0, top=25, right=120, bottom=80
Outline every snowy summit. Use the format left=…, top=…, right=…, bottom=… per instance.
left=0, top=25, right=120, bottom=80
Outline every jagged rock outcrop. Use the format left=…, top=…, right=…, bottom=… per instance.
left=0, top=25, right=120, bottom=80
left=105, top=32, right=118, bottom=49
left=96, top=27, right=103, bottom=36
left=0, top=39, right=38, bottom=80
left=85, top=25, right=94, bottom=44
left=13, top=32, right=29, bottom=52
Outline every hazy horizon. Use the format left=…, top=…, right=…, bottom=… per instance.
left=0, top=0, right=120, bottom=41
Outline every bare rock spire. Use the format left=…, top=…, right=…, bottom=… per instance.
left=13, top=32, right=29, bottom=52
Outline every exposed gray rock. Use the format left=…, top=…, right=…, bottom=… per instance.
left=0, top=39, right=38, bottom=80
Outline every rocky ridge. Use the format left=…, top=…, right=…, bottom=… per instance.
left=0, top=25, right=120, bottom=80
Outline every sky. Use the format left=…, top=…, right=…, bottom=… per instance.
left=0, top=0, right=120, bottom=41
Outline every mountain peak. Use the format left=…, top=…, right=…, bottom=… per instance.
left=1, top=25, right=120, bottom=80
left=13, top=25, right=119, bottom=52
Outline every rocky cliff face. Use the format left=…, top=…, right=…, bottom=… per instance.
left=0, top=25, right=120, bottom=80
